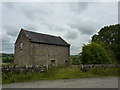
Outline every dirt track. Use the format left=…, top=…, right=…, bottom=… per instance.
left=2, top=77, right=119, bottom=88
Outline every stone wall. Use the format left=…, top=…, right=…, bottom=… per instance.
left=30, top=43, right=70, bottom=66
left=2, top=65, right=46, bottom=74
left=14, top=30, right=31, bottom=65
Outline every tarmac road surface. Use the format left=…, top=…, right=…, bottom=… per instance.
left=2, top=77, right=119, bottom=88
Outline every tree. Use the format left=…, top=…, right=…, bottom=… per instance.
left=70, top=55, right=80, bottom=65
left=81, top=42, right=114, bottom=64
left=91, top=24, right=120, bottom=63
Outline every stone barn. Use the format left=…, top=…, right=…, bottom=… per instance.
left=14, top=29, right=70, bottom=66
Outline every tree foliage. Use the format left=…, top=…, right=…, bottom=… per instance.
left=81, top=24, right=119, bottom=64
left=92, top=24, right=120, bottom=63
left=70, top=55, right=80, bottom=65
left=81, top=42, right=114, bottom=64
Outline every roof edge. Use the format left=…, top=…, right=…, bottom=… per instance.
left=30, top=41, right=70, bottom=47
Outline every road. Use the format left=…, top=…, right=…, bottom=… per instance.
left=2, top=77, right=119, bottom=88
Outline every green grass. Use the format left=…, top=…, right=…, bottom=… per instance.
left=1, top=56, right=14, bottom=63
left=2, top=66, right=119, bottom=84
left=1, top=57, right=14, bottom=59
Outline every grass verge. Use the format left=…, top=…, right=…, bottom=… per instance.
left=2, top=66, right=119, bottom=84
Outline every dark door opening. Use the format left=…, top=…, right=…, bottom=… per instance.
left=65, top=60, right=69, bottom=66
left=51, top=60, right=55, bottom=66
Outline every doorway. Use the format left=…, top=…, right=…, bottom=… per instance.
left=51, top=60, right=56, bottom=66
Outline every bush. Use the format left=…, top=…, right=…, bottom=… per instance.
left=81, top=42, right=114, bottom=64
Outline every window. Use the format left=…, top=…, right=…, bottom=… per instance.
left=20, top=42, right=23, bottom=49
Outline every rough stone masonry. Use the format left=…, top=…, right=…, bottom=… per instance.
left=14, top=29, right=70, bottom=66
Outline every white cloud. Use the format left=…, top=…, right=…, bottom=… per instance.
left=2, top=2, right=118, bottom=55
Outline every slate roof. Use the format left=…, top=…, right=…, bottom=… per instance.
left=22, top=29, right=70, bottom=47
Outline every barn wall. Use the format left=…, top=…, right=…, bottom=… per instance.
left=14, top=30, right=70, bottom=66
left=14, top=30, right=31, bottom=65
left=30, top=43, right=70, bottom=66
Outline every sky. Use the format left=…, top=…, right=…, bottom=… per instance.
left=1, top=1, right=118, bottom=55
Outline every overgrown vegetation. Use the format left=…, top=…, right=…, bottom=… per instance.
left=2, top=66, right=119, bottom=84
left=80, top=24, right=120, bottom=64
